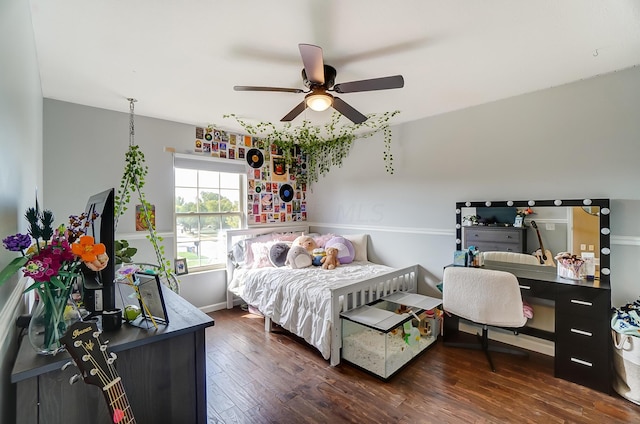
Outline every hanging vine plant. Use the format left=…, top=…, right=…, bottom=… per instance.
left=224, top=110, right=399, bottom=185
left=114, top=100, right=179, bottom=293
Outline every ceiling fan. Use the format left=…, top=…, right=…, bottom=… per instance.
left=233, top=44, right=404, bottom=124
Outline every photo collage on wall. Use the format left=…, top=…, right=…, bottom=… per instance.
left=195, top=126, right=307, bottom=224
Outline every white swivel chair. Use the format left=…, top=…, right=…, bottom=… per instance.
left=442, top=266, right=529, bottom=372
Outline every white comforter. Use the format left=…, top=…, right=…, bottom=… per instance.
left=228, top=261, right=393, bottom=359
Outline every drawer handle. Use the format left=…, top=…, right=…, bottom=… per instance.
left=570, top=357, right=593, bottom=367
left=519, top=285, right=531, bottom=290
left=570, top=299, right=593, bottom=306
left=570, top=328, right=593, bottom=337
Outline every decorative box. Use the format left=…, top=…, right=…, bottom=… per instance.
left=340, top=292, right=441, bottom=379
left=557, top=260, right=584, bottom=280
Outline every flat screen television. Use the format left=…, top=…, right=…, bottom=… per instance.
left=81, top=188, right=116, bottom=315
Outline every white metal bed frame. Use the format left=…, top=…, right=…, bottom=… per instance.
left=225, top=225, right=418, bottom=366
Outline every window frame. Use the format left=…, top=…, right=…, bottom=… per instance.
left=173, top=154, right=247, bottom=272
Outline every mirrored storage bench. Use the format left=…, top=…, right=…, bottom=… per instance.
left=340, top=292, right=442, bottom=380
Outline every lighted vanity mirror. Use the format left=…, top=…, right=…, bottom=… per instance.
left=455, top=199, right=610, bottom=285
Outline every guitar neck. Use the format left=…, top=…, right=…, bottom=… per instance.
left=104, top=378, right=136, bottom=424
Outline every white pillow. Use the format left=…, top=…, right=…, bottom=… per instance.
left=343, top=234, right=368, bottom=262
left=250, top=241, right=275, bottom=268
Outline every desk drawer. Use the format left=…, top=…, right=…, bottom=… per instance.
left=472, top=241, right=521, bottom=253
left=464, top=228, right=523, bottom=243
left=554, top=348, right=611, bottom=394
left=556, top=318, right=609, bottom=352
left=518, top=279, right=555, bottom=300
left=556, top=286, right=610, bottom=319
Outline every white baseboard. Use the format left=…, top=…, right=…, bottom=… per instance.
left=199, top=302, right=225, bottom=314
left=0, top=281, right=27, bottom=348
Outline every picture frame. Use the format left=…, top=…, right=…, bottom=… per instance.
left=175, top=258, right=188, bottom=275
left=514, top=216, right=524, bottom=228
left=134, top=272, right=169, bottom=325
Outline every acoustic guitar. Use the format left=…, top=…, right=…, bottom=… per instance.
left=60, top=320, right=136, bottom=424
left=530, top=220, right=555, bottom=266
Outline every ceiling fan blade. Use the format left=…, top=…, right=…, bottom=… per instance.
left=332, top=75, right=404, bottom=94
left=333, top=97, right=367, bottom=124
left=281, top=101, right=307, bottom=122
left=234, top=85, right=304, bottom=93
left=299, top=44, right=325, bottom=85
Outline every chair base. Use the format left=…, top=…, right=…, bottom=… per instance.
left=444, top=325, right=528, bottom=372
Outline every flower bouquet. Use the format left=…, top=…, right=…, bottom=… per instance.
left=0, top=205, right=109, bottom=355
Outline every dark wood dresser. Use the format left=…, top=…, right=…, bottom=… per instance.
left=11, top=286, right=214, bottom=424
left=463, top=226, right=528, bottom=253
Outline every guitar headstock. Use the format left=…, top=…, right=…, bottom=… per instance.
left=60, top=320, right=117, bottom=389
left=60, top=320, right=136, bottom=423
left=530, top=220, right=538, bottom=229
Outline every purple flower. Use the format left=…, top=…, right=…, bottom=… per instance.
left=2, top=233, right=32, bottom=253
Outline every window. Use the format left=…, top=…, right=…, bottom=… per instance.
left=174, top=155, right=246, bottom=271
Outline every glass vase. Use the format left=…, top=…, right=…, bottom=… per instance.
left=28, top=285, right=81, bottom=355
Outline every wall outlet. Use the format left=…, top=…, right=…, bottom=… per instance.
left=545, top=223, right=555, bottom=231
left=588, top=245, right=594, bottom=251
left=580, top=243, right=586, bottom=250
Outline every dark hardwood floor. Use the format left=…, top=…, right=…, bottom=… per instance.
left=205, top=307, right=640, bottom=423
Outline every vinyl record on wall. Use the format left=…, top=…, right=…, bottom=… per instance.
left=246, top=148, right=264, bottom=168
left=279, top=184, right=294, bottom=202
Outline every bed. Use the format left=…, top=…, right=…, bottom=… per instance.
left=225, top=225, right=418, bottom=366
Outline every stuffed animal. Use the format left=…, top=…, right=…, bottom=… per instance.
left=312, top=248, right=325, bottom=266
left=321, top=247, right=340, bottom=270
left=285, top=245, right=312, bottom=269
left=269, top=242, right=290, bottom=267
left=292, top=235, right=318, bottom=254
left=325, top=236, right=355, bottom=264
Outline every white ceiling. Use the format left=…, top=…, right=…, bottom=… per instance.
left=29, top=0, right=640, bottom=133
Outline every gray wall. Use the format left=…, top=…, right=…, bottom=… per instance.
left=43, top=100, right=228, bottom=312
left=0, top=0, right=43, bottom=421
left=42, top=66, right=640, bottom=313
left=308, top=66, right=640, bottom=306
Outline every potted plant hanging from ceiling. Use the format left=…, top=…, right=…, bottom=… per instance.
left=224, top=110, right=399, bottom=185
left=115, top=99, right=179, bottom=292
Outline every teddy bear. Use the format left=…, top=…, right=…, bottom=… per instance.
left=321, top=246, right=340, bottom=270
left=285, top=245, right=312, bottom=269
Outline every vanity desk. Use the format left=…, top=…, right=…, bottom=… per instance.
left=451, top=198, right=612, bottom=394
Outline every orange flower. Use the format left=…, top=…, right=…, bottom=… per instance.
left=71, top=235, right=106, bottom=262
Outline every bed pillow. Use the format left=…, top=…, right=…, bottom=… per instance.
left=243, top=233, right=277, bottom=267
left=344, top=234, right=368, bottom=262
left=250, top=241, right=275, bottom=268
left=325, top=236, right=355, bottom=264
left=313, top=233, right=335, bottom=248
left=229, top=239, right=247, bottom=268
left=269, top=242, right=291, bottom=267
left=271, top=232, right=303, bottom=243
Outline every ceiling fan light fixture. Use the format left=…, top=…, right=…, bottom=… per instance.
left=305, top=91, right=333, bottom=111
